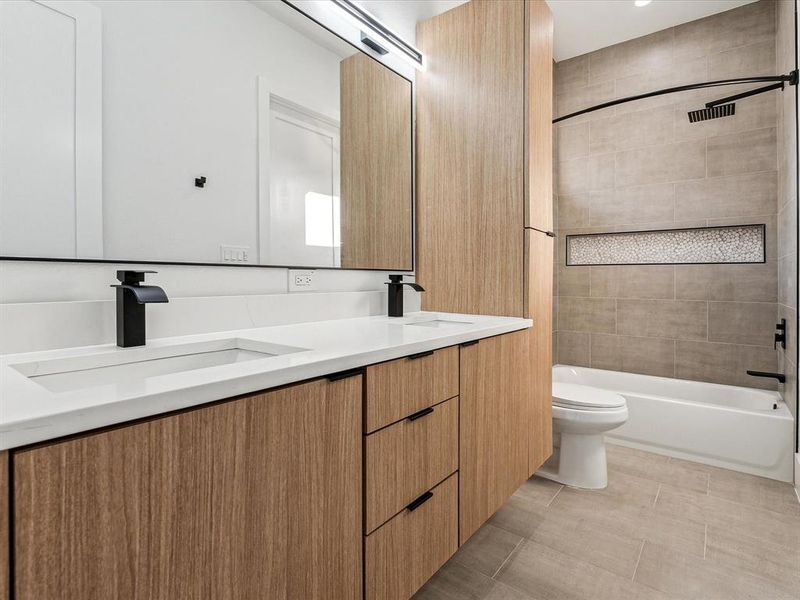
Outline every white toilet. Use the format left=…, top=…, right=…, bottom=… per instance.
left=536, top=382, right=628, bottom=489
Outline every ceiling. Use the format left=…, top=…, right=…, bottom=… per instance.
left=549, top=0, right=759, bottom=61
left=352, top=1, right=468, bottom=44
left=355, top=0, right=759, bottom=62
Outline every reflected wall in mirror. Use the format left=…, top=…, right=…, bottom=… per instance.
left=0, top=0, right=413, bottom=270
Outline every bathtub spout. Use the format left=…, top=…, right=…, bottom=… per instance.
left=746, top=370, right=786, bottom=383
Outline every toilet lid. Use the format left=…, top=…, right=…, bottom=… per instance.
left=552, top=382, right=626, bottom=409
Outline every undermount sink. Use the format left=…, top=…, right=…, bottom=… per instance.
left=11, top=338, right=308, bottom=393
left=405, top=318, right=474, bottom=328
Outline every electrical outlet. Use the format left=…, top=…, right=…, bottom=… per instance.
left=220, top=245, right=250, bottom=263
left=289, top=269, right=316, bottom=292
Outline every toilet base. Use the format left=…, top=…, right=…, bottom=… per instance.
left=536, top=432, right=609, bottom=490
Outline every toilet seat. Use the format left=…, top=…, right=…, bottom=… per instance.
left=553, top=382, right=626, bottom=410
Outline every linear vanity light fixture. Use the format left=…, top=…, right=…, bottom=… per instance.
left=330, top=0, right=424, bottom=68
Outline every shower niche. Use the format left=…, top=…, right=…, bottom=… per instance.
left=565, top=224, right=766, bottom=266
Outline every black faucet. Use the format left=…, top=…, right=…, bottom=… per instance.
left=746, top=370, right=786, bottom=384
left=385, top=274, right=424, bottom=317
left=110, top=270, right=169, bottom=347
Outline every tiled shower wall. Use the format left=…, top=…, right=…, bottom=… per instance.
left=776, top=0, right=798, bottom=431
left=553, top=0, right=783, bottom=390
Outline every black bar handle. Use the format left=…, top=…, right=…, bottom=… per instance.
left=460, top=340, right=479, bottom=347
left=327, top=368, right=364, bottom=382
left=406, top=491, right=434, bottom=512
left=746, top=370, right=786, bottom=383
left=407, top=406, right=435, bottom=422
left=408, top=350, right=434, bottom=360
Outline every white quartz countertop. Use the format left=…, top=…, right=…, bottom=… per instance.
left=0, top=311, right=531, bottom=450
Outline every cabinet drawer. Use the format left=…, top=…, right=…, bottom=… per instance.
left=365, top=345, right=458, bottom=432
left=365, top=397, right=458, bottom=532
left=365, top=474, right=458, bottom=600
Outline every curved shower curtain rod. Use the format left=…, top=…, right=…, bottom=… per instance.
left=552, top=71, right=799, bottom=124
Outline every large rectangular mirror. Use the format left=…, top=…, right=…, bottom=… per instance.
left=0, top=0, right=413, bottom=270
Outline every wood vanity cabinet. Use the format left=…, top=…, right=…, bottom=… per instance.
left=363, top=348, right=460, bottom=599
left=4, top=331, right=536, bottom=600
left=0, top=451, right=7, bottom=600
left=416, top=0, right=554, bottom=486
left=459, top=330, right=533, bottom=544
left=11, top=376, right=363, bottom=600
left=525, top=230, right=554, bottom=475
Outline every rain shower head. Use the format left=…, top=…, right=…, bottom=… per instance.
left=687, top=79, right=788, bottom=123
left=687, top=103, right=736, bottom=123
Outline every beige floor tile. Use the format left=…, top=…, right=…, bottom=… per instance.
left=489, top=495, right=550, bottom=539
left=525, top=508, right=644, bottom=578
left=634, top=541, right=798, bottom=600
left=637, top=511, right=706, bottom=558
left=654, top=484, right=800, bottom=548
left=606, top=444, right=710, bottom=493
left=496, top=540, right=676, bottom=600
left=452, top=524, right=524, bottom=577
left=438, top=448, right=795, bottom=600
left=483, top=582, right=536, bottom=600
left=513, top=475, right=563, bottom=505
left=705, top=525, right=800, bottom=595
left=487, top=477, right=563, bottom=539
left=551, top=470, right=660, bottom=513
left=412, top=560, right=497, bottom=600
left=546, top=495, right=705, bottom=558
left=707, top=467, right=800, bottom=516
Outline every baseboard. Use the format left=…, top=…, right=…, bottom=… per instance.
left=794, top=453, right=800, bottom=502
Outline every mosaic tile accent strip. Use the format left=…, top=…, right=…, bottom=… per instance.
left=566, top=225, right=765, bottom=266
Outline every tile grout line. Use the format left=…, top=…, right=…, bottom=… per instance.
left=491, top=538, right=525, bottom=579
left=652, top=483, right=662, bottom=507
left=546, top=485, right=565, bottom=508
left=703, top=523, right=708, bottom=559
left=631, top=540, right=646, bottom=582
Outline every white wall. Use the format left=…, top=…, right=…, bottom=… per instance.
left=97, top=0, right=345, bottom=264
left=0, top=260, right=420, bottom=354
left=0, top=0, right=423, bottom=355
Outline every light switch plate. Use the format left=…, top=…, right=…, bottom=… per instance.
left=220, top=245, right=250, bottom=263
left=289, top=269, right=316, bottom=292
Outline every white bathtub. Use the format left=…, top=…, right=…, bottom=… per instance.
left=553, top=365, right=795, bottom=482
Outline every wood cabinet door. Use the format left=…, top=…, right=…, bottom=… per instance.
left=365, top=397, right=458, bottom=533
left=365, top=346, right=458, bottom=433
left=365, top=474, right=458, bottom=600
left=525, top=229, right=554, bottom=475
left=416, top=0, right=525, bottom=317
left=0, top=451, right=7, bottom=600
left=13, top=377, right=363, bottom=600
left=459, top=331, right=532, bottom=544
left=525, top=0, right=554, bottom=232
